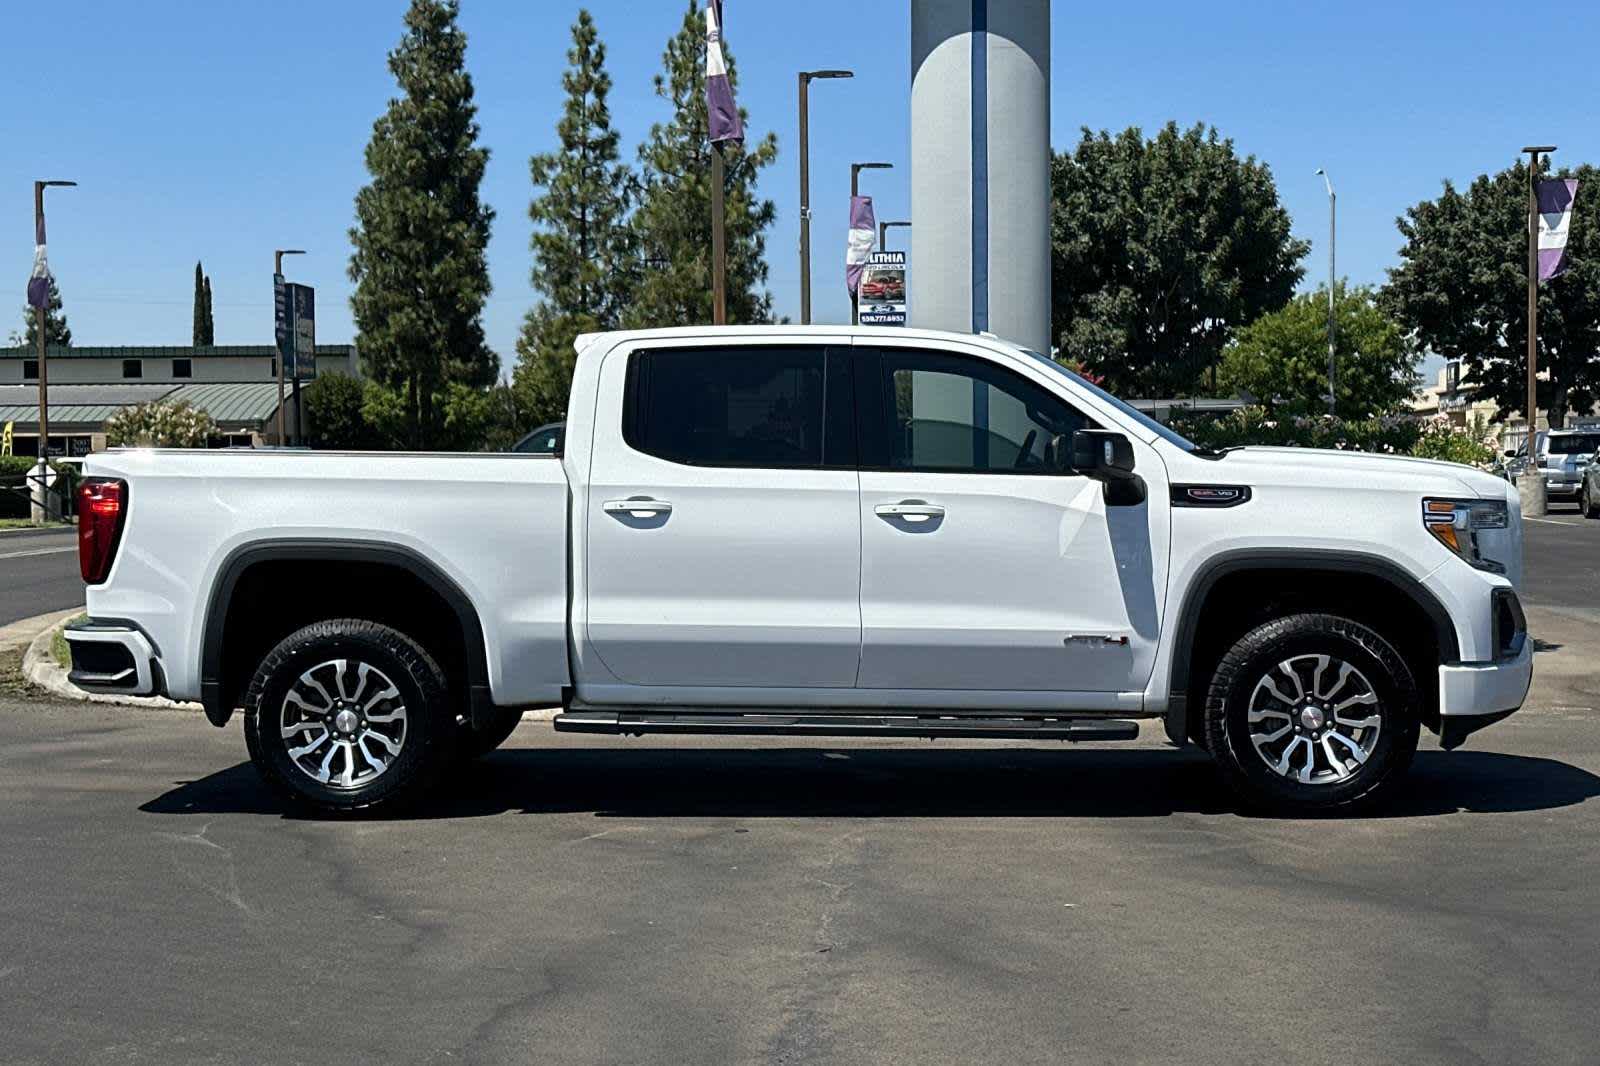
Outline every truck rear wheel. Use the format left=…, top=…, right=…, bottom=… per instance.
left=243, top=619, right=455, bottom=814
left=1203, top=613, right=1420, bottom=814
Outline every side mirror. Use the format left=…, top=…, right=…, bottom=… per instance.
left=1071, top=430, right=1138, bottom=481
left=1071, top=429, right=1145, bottom=506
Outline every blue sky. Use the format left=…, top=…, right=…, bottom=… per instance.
left=7, top=0, right=1599, bottom=377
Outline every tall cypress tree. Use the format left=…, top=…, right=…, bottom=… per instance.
left=349, top=0, right=496, bottom=449
left=513, top=9, right=635, bottom=427
left=625, top=0, right=777, bottom=329
left=192, top=262, right=215, bottom=346
left=12, top=279, right=71, bottom=348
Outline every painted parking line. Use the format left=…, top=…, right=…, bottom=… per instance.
left=0, top=545, right=77, bottom=561
left=1523, top=515, right=1588, bottom=526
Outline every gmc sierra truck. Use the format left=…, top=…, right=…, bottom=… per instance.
left=66, top=327, right=1532, bottom=815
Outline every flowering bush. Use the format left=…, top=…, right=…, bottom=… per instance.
left=1410, top=416, right=1496, bottom=467
left=104, top=399, right=219, bottom=448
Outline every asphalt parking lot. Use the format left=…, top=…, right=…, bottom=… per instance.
left=1, top=522, right=1597, bottom=1064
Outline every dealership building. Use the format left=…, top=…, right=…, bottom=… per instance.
left=0, top=344, right=359, bottom=457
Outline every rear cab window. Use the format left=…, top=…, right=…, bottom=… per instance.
left=623, top=345, right=855, bottom=469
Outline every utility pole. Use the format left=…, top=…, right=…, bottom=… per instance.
left=711, top=145, right=727, bottom=325
left=850, top=162, right=893, bottom=325
left=879, top=220, right=911, bottom=252
left=273, top=249, right=305, bottom=446
left=797, top=70, right=853, bottom=326
left=1316, top=170, right=1337, bottom=415
left=31, top=179, right=74, bottom=522
left=1520, top=146, right=1557, bottom=517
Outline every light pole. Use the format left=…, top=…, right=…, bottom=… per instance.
left=878, top=220, right=911, bottom=252
left=1520, top=145, right=1558, bottom=517
left=850, top=162, right=893, bottom=325
left=274, top=249, right=305, bottom=446
left=32, top=179, right=74, bottom=522
left=1315, top=169, right=1337, bottom=415
left=798, top=69, right=853, bottom=325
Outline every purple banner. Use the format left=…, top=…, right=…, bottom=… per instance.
left=705, top=1, right=744, bottom=144
left=1537, top=178, right=1579, bottom=284
left=846, top=195, right=876, bottom=294
left=26, top=216, right=50, bottom=311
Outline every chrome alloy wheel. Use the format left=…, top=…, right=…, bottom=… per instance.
left=1245, top=654, right=1382, bottom=786
left=279, top=659, right=408, bottom=789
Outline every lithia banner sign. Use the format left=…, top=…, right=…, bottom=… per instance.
left=858, top=251, right=906, bottom=326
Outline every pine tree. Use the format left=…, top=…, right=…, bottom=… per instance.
left=348, top=0, right=496, bottom=450
left=625, top=0, right=778, bottom=329
left=513, top=9, right=635, bottom=427
left=12, top=279, right=71, bottom=349
left=192, top=262, right=216, bottom=346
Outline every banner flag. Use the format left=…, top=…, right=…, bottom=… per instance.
left=847, top=196, right=876, bottom=294
left=705, top=1, right=744, bottom=144
left=1538, top=179, right=1579, bottom=283
left=26, top=216, right=50, bottom=310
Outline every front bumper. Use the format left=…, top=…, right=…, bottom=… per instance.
left=62, top=619, right=159, bottom=697
left=1435, top=589, right=1533, bottom=749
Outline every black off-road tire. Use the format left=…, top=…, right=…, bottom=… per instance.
left=243, top=619, right=455, bottom=814
left=1203, top=613, right=1421, bottom=815
left=1582, top=483, right=1599, bottom=519
left=455, top=707, right=525, bottom=763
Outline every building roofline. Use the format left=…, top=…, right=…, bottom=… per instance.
left=0, top=344, right=356, bottom=359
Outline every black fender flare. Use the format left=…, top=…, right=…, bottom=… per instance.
left=1162, top=549, right=1460, bottom=745
left=199, top=540, right=492, bottom=728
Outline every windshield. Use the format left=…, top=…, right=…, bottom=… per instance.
left=1022, top=350, right=1197, bottom=452
left=1546, top=433, right=1600, bottom=456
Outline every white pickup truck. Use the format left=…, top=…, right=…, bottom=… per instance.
left=68, top=326, right=1532, bottom=815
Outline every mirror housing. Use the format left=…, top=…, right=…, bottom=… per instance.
left=1071, top=430, right=1145, bottom=506
left=1071, top=430, right=1138, bottom=480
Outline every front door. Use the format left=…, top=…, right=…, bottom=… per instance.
left=583, top=340, right=862, bottom=691
left=855, top=343, right=1164, bottom=696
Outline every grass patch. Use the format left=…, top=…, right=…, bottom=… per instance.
left=52, top=614, right=87, bottom=670
left=0, top=518, right=57, bottom=530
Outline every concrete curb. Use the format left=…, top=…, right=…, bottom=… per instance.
left=15, top=609, right=559, bottom=722
left=0, top=606, right=84, bottom=655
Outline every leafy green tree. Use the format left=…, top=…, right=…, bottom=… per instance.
left=1051, top=123, right=1307, bottom=397
left=104, top=399, right=217, bottom=448
left=624, top=0, right=777, bottom=330
left=1384, top=161, right=1600, bottom=428
left=513, top=9, right=635, bottom=428
left=348, top=0, right=497, bottom=450
left=1218, top=284, right=1419, bottom=419
left=303, top=372, right=376, bottom=449
left=12, top=278, right=71, bottom=348
left=192, top=262, right=215, bottom=346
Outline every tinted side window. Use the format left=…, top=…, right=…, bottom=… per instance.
left=874, top=349, right=1091, bottom=473
left=625, top=347, right=852, bottom=469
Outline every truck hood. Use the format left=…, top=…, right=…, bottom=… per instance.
left=1210, top=446, right=1509, bottom=499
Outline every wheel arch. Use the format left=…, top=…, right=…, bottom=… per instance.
left=1163, top=549, right=1458, bottom=746
left=200, top=540, right=492, bottom=729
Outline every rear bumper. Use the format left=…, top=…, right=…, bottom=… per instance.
left=62, top=619, right=159, bottom=697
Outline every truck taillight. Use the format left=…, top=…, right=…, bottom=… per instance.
left=78, top=479, right=128, bottom=585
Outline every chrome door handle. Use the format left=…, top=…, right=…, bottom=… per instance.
left=603, top=499, right=673, bottom=517
left=875, top=502, right=945, bottom=522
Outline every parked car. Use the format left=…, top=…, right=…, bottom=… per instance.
left=512, top=422, right=565, bottom=456
left=1537, top=429, right=1600, bottom=505
left=1582, top=443, right=1600, bottom=518
left=67, top=327, right=1531, bottom=816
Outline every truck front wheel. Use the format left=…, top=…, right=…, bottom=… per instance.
left=243, top=619, right=455, bottom=814
left=1203, top=613, right=1421, bottom=814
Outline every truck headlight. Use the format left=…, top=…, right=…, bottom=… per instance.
left=1423, top=498, right=1508, bottom=574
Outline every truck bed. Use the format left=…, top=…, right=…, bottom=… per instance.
left=81, top=449, right=572, bottom=708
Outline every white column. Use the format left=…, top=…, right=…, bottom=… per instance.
left=910, top=0, right=1051, bottom=354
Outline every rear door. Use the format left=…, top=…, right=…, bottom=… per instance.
left=582, top=338, right=862, bottom=691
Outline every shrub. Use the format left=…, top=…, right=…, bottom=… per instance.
left=1170, top=406, right=1421, bottom=455
left=1411, top=416, right=1496, bottom=467
left=104, top=399, right=218, bottom=448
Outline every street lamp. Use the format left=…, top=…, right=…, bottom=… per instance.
left=1520, top=144, right=1558, bottom=517
left=878, top=220, right=911, bottom=252
left=1315, top=169, right=1336, bottom=415
left=273, top=249, right=306, bottom=446
left=798, top=69, right=853, bottom=326
left=850, top=162, right=894, bottom=325
left=31, top=179, right=75, bottom=522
